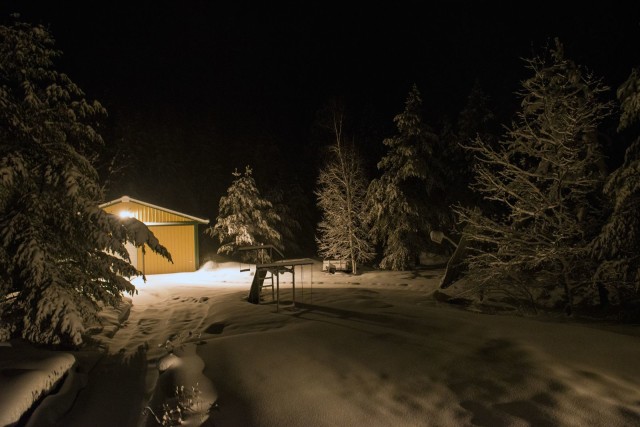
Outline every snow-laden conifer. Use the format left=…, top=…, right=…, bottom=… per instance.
left=0, top=21, right=170, bottom=345
left=591, top=68, right=640, bottom=307
left=207, top=166, right=281, bottom=261
left=366, top=84, right=438, bottom=270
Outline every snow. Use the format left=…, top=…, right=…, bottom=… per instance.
left=1, top=259, right=640, bottom=426
left=0, top=344, right=75, bottom=426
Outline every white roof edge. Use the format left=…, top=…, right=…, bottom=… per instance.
left=99, top=195, right=210, bottom=224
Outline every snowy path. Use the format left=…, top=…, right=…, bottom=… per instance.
left=37, top=263, right=640, bottom=427
left=53, top=267, right=252, bottom=427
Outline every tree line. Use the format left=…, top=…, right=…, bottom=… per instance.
left=210, top=39, right=640, bottom=319
left=2, top=18, right=639, bottom=347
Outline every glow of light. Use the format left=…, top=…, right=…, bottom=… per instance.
left=119, top=210, right=135, bottom=219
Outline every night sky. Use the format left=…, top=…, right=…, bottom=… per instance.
left=2, top=1, right=640, bottom=253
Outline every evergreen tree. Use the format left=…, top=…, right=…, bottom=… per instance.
left=436, top=83, right=498, bottom=285
left=617, top=68, right=640, bottom=131
left=0, top=20, right=170, bottom=345
left=316, top=112, right=374, bottom=274
left=455, top=40, right=611, bottom=313
left=207, top=166, right=281, bottom=261
left=265, top=185, right=302, bottom=256
left=365, top=84, right=439, bottom=270
left=591, top=68, right=640, bottom=308
left=446, top=81, right=497, bottom=209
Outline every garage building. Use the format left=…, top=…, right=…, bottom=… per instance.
left=100, top=195, right=209, bottom=274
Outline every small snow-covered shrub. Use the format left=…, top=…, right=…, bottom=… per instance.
left=144, top=383, right=204, bottom=426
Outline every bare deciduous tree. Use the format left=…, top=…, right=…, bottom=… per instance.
left=455, top=40, right=611, bottom=314
left=316, top=113, right=374, bottom=274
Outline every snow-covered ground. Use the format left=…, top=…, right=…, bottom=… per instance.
left=2, top=259, right=640, bottom=426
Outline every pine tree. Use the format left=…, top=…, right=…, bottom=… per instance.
left=207, top=166, right=281, bottom=261
left=365, top=84, right=439, bottom=270
left=455, top=40, right=611, bottom=313
left=0, top=20, right=170, bottom=346
left=316, top=112, right=374, bottom=274
left=591, top=68, right=640, bottom=308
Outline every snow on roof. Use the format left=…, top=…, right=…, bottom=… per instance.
left=99, top=195, right=209, bottom=224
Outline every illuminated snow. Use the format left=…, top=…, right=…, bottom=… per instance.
left=118, top=210, right=135, bottom=219
left=0, top=348, right=75, bottom=426
left=2, top=260, right=640, bottom=426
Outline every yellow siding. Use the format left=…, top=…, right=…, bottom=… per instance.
left=102, top=199, right=202, bottom=274
left=135, top=225, right=197, bottom=274
left=102, top=201, right=192, bottom=223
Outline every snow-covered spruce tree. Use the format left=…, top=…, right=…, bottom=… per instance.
left=207, top=166, right=281, bottom=262
left=591, top=68, right=640, bottom=309
left=455, top=40, right=611, bottom=314
left=0, top=21, right=171, bottom=346
left=316, top=112, right=374, bottom=275
left=365, top=84, right=440, bottom=270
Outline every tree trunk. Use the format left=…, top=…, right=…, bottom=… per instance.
left=440, top=233, right=469, bottom=289
left=560, top=259, right=574, bottom=316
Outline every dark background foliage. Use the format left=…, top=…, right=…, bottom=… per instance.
left=2, top=1, right=639, bottom=257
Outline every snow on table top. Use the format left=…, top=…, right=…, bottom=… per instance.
left=0, top=344, right=75, bottom=426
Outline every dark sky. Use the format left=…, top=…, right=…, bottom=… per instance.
left=2, top=1, right=640, bottom=224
